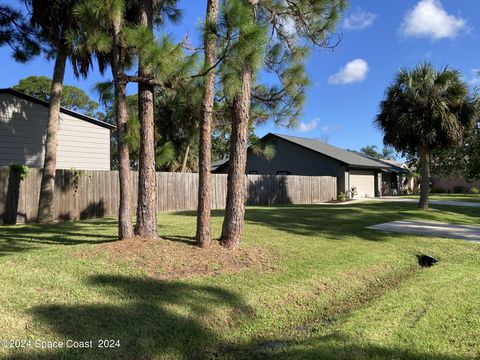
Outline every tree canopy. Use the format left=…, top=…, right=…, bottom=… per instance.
left=360, top=145, right=396, bottom=160
left=431, top=119, right=480, bottom=180
left=13, top=76, right=100, bottom=116
left=375, top=63, right=477, bottom=156
left=375, top=63, right=478, bottom=208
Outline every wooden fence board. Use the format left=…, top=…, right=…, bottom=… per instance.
left=0, top=166, right=336, bottom=224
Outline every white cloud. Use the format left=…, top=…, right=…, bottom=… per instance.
left=468, top=69, right=480, bottom=85
left=343, top=8, right=377, bottom=30
left=297, top=117, right=319, bottom=132
left=400, top=0, right=467, bottom=40
left=328, top=59, right=369, bottom=85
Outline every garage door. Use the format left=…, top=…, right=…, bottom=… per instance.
left=349, top=170, right=375, bottom=198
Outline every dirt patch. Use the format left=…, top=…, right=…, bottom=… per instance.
left=76, top=237, right=275, bottom=280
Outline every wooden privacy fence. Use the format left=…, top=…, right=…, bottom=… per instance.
left=0, top=167, right=337, bottom=224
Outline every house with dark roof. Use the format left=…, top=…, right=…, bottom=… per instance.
left=347, top=150, right=410, bottom=195
left=0, top=88, right=114, bottom=170
left=374, top=158, right=410, bottom=195
left=214, top=133, right=407, bottom=198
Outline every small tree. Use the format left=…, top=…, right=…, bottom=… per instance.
left=375, top=63, right=478, bottom=209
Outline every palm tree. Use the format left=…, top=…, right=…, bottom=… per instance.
left=381, top=147, right=396, bottom=160
left=360, top=145, right=380, bottom=159
left=360, top=145, right=396, bottom=160
left=375, top=63, right=477, bottom=209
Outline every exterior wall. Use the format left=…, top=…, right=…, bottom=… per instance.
left=0, top=93, right=46, bottom=167
left=431, top=176, right=480, bottom=193
left=243, top=136, right=347, bottom=194
left=375, top=172, right=382, bottom=197
left=341, top=169, right=349, bottom=195
left=0, top=93, right=110, bottom=170
left=57, top=112, right=110, bottom=170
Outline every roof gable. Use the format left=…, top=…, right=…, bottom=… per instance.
left=0, top=88, right=115, bottom=130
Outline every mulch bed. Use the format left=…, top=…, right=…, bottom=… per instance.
left=77, top=237, right=276, bottom=280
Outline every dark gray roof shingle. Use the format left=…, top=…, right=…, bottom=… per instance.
left=271, top=133, right=388, bottom=169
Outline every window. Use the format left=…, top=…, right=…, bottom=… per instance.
left=248, top=170, right=258, bottom=174
left=276, top=171, right=290, bottom=175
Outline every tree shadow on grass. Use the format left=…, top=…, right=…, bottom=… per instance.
left=240, top=202, right=480, bottom=242
left=162, top=234, right=197, bottom=246
left=5, top=275, right=254, bottom=360
left=174, top=202, right=480, bottom=243
left=0, top=219, right=118, bottom=256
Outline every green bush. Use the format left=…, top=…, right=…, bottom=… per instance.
left=338, top=192, right=346, bottom=202
left=453, top=186, right=465, bottom=193
left=470, top=187, right=479, bottom=194
left=9, top=164, right=29, bottom=181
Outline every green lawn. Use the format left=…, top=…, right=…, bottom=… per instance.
left=403, top=193, right=480, bottom=203
left=1, top=202, right=480, bottom=359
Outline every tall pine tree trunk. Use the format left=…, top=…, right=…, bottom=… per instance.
left=112, top=22, right=134, bottom=240
left=37, top=43, right=68, bottom=223
left=135, top=0, right=157, bottom=238
left=196, top=0, right=219, bottom=248
left=181, top=142, right=190, bottom=173
left=418, top=145, right=430, bottom=210
left=220, top=67, right=252, bottom=249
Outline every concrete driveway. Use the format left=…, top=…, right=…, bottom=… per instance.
left=367, top=220, right=480, bottom=242
left=322, top=197, right=480, bottom=208
left=372, top=197, right=480, bottom=207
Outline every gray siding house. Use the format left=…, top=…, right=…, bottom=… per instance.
left=214, top=133, right=393, bottom=198
left=0, top=88, right=114, bottom=170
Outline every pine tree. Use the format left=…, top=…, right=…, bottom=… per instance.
left=135, top=0, right=158, bottom=238
left=196, top=0, right=219, bottom=247
left=72, top=0, right=140, bottom=238
left=0, top=0, right=103, bottom=223
left=220, top=0, right=347, bottom=248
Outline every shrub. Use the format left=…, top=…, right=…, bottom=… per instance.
left=338, top=192, right=346, bottom=202
left=470, top=187, right=479, bottom=194
left=9, top=164, right=29, bottom=181
left=453, top=186, right=465, bottom=193
left=432, top=187, right=445, bottom=194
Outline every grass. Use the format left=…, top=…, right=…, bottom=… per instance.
left=1, top=202, right=480, bottom=359
left=403, top=193, right=480, bottom=203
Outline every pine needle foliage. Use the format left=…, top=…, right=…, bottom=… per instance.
left=216, top=0, right=347, bottom=127
left=0, top=5, right=41, bottom=62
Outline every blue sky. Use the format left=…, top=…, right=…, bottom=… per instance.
left=1, top=0, right=479, bottom=154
